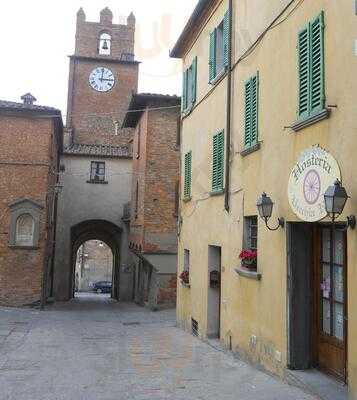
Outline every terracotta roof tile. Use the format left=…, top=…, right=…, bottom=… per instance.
left=0, top=100, right=61, bottom=114
left=64, top=143, right=132, bottom=158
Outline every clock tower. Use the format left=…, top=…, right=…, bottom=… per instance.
left=66, top=7, right=138, bottom=146
left=54, top=8, right=138, bottom=302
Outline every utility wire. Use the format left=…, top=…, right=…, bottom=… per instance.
left=232, top=0, right=305, bottom=67
left=12, top=104, right=181, bottom=120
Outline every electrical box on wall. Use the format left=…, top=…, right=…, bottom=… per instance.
left=210, top=270, right=221, bottom=288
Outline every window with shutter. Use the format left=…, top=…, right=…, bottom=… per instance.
left=223, top=10, right=230, bottom=68
left=244, top=73, right=259, bottom=149
left=212, top=131, right=224, bottom=192
left=184, top=151, right=192, bottom=199
left=182, top=70, right=188, bottom=112
left=191, top=57, right=197, bottom=105
left=209, top=10, right=229, bottom=84
left=310, top=13, right=325, bottom=113
left=209, top=30, right=216, bottom=82
left=298, top=11, right=325, bottom=119
left=298, top=26, right=309, bottom=119
left=182, top=57, right=198, bottom=114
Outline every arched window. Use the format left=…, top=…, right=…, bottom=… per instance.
left=15, top=214, right=35, bottom=246
left=98, top=32, right=111, bottom=56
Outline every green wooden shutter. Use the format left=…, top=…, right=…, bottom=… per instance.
left=310, top=12, right=325, bottom=113
left=250, top=74, right=259, bottom=145
left=182, top=70, right=188, bottom=112
left=184, top=151, right=192, bottom=198
left=223, top=10, right=230, bottom=68
left=212, top=131, right=224, bottom=192
left=298, top=12, right=325, bottom=119
left=298, top=25, right=310, bottom=118
left=191, top=57, right=197, bottom=105
left=217, top=131, right=224, bottom=190
left=209, top=30, right=217, bottom=82
left=244, top=74, right=259, bottom=148
left=244, top=79, right=252, bottom=147
left=212, top=134, right=219, bottom=191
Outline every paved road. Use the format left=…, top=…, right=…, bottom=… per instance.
left=0, top=293, right=316, bottom=400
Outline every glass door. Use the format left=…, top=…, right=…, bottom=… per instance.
left=317, top=227, right=346, bottom=380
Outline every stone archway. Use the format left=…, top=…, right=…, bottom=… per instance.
left=70, top=220, right=122, bottom=300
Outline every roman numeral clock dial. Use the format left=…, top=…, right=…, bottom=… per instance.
left=89, top=67, right=115, bottom=92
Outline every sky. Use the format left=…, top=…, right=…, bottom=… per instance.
left=0, top=0, right=197, bottom=117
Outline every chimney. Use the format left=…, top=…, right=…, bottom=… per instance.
left=21, top=93, right=37, bottom=106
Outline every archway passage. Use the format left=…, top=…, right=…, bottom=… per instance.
left=75, top=240, right=113, bottom=297
left=70, top=220, right=122, bottom=300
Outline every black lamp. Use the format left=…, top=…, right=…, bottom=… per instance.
left=324, top=179, right=355, bottom=229
left=257, top=192, right=285, bottom=231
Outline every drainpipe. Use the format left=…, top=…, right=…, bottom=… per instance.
left=49, top=192, right=59, bottom=298
left=224, top=0, right=233, bottom=212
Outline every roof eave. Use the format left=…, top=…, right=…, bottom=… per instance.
left=122, top=93, right=180, bottom=129
left=170, top=0, right=217, bottom=59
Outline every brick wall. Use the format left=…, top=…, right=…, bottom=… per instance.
left=129, top=110, right=148, bottom=250
left=0, top=115, right=59, bottom=306
left=144, top=108, right=180, bottom=253
left=129, top=107, right=179, bottom=253
left=75, top=8, right=135, bottom=59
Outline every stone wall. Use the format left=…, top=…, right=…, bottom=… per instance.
left=54, top=155, right=133, bottom=301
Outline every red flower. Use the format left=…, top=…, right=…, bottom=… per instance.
left=179, top=270, right=190, bottom=284
left=239, top=250, right=257, bottom=260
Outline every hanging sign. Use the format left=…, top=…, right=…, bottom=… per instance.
left=288, top=145, right=341, bottom=222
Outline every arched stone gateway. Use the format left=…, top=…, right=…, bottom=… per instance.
left=53, top=218, right=134, bottom=302
left=70, top=220, right=121, bottom=300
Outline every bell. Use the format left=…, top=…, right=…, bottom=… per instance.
left=102, top=40, right=109, bottom=50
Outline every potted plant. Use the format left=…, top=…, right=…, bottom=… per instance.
left=239, top=250, right=257, bottom=270
left=179, top=270, right=190, bottom=286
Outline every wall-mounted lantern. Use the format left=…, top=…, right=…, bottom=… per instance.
left=256, top=192, right=285, bottom=231
left=324, top=179, right=356, bottom=229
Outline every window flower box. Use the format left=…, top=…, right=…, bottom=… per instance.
left=179, top=270, right=190, bottom=287
left=239, top=249, right=257, bottom=270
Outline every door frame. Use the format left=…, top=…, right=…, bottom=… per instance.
left=313, top=224, right=348, bottom=382
left=287, top=222, right=348, bottom=382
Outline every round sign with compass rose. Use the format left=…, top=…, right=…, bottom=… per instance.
left=303, top=169, right=321, bottom=205
left=288, top=145, right=341, bottom=222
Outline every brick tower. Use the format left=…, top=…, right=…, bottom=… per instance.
left=66, top=7, right=139, bottom=146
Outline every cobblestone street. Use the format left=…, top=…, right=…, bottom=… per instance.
left=0, top=293, right=316, bottom=400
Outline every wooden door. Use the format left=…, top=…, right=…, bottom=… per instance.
left=315, top=226, right=347, bottom=381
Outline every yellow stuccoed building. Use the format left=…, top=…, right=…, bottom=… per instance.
left=171, top=0, right=357, bottom=398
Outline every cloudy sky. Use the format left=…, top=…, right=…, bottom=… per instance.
left=0, top=0, right=196, bottom=116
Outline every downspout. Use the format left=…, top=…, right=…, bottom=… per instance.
left=49, top=193, right=59, bottom=298
left=224, top=0, right=233, bottom=212
left=49, top=126, right=62, bottom=300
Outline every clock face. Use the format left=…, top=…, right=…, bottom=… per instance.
left=89, top=67, right=115, bottom=92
